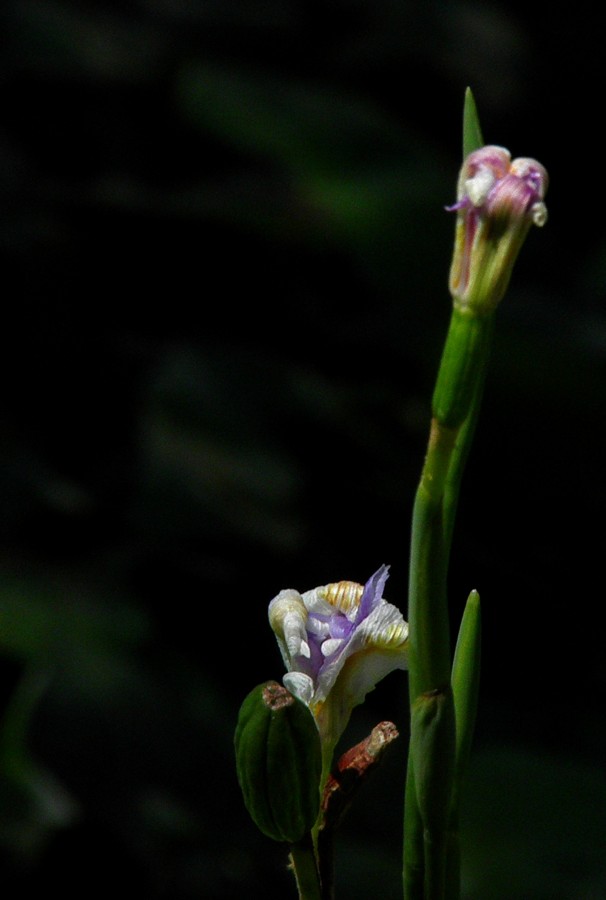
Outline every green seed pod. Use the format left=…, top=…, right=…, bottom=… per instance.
left=234, top=680, right=322, bottom=843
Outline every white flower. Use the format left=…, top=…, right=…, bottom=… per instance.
left=268, top=565, right=408, bottom=753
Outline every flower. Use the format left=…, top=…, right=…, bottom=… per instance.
left=268, top=564, right=408, bottom=756
left=447, top=145, right=548, bottom=314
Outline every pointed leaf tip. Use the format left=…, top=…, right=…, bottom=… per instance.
left=462, top=87, right=484, bottom=160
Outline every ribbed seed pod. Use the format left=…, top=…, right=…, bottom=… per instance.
left=234, top=681, right=322, bottom=843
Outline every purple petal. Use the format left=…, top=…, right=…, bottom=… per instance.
left=329, top=614, right=355, bottom=640
left=355, top=564, right=390, bottom=623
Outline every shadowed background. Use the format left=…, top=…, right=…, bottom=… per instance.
left=1, top=2, right=605, bottom=897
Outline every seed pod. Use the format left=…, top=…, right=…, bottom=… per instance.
left=234, top=680, right=322, bottom=843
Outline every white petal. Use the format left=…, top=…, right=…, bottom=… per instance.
left=356, top=600, right=409, bottom=650
left=283, top=611, right=311, bottom=658
left=305, top=615, right=331, bottom=639
left=338, top=647, right=408, bottom=710
left=465, top=166, right=496, bottom=207
left=268, top=589, right=309, bottom=663
left=313, top=601, right=408, bottom=726
left=321, top=638, right=343, bottom=657
left=283, top=672, right=314, bottom=706
left=531, top=201, right=548, bottom=227
left=301, top=586, right=336, bottom=617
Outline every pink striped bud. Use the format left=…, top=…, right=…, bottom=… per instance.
left=447, top=145, right=548, bottom=313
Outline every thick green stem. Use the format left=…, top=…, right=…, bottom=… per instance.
left=423, top=830, right=449, bottom=900
left=441, top=316, right=495, bottom=551
left=432, top=309, right=493, bottom=429
left=403, top=307, right=494, bottom=899
left=410, top=687, right=456, bottom=900
left=403, top=751, right=424, bottom=899
left=312, top=743, right=337, bottom=896
left=408, top=309, right=492, bottom=699
left=408, top=425, right=455, bottom=699
left=290, top=833, right=323, bottom=900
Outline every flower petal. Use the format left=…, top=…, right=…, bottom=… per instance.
left=283, top=672, right=314, bottom=706
left=268, top=589, right=309, bottom=664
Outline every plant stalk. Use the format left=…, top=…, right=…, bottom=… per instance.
left=290, top=833, right=323, bottom=900
left=403, top=307, right=494, bottom=899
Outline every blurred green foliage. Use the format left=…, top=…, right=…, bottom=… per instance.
left=1, top=1, right=606, bottom=896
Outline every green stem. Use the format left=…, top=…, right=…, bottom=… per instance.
left=403, top=751, right=424, bottom=899
left=313, top=744, right=337, bottom=897
left=407, top=426, right=455, bottom=699
left=290, top=833, right=323, bottom=900
left=442, top=316, right=495, bottom=550
left=423, top=830, right=448, bottom=900
left=403, top=307, right=494, bottom=899
left=316, top=827, right=334, bottom=900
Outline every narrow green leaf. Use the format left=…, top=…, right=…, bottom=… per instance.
left=462, top=88, right=484, bottom=159
left=451, top=589, right=481, bottom=789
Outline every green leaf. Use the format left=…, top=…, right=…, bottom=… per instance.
left=462, top=87, right=484, bottom=159
left=451, top=589, right=481, bottom=794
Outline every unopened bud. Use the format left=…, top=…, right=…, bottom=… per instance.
left=448, top=145, right=548, bottom=314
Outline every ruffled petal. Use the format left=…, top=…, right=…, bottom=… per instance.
left=268, top=589, right=312, bottom=661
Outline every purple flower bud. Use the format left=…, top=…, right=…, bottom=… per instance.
left=448, top=145, right=548, bottom=313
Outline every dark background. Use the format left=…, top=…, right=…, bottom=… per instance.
left=1, top=2, right=605, bottom=897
